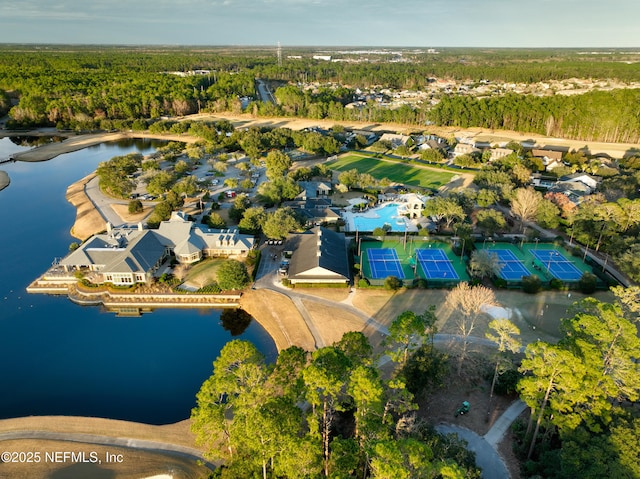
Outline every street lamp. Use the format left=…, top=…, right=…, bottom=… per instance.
left=535, top=238, right=539, bottom=250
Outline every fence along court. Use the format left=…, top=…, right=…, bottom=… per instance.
left=416, top=248, right=459, bottom=280
left=366, top=248, right=405, bottom=279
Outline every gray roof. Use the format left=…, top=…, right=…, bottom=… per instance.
left=60, top=228, right=165, bottom=275
left=102, top=230, right=166, bottom=273
left=298, top=208, right=341, bottom=222
left=287, top=227, right=350, bottom=282
left=60, top=229, right=146, bottom=267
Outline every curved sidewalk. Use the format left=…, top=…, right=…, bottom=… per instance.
left=436, top=399, right=527, bottom=479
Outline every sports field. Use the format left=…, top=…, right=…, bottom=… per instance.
left=327, top=153, right=455, bottom=189
left=359, top=239, right=469, bottom=284
left=476, top=242, right=593, bottom=282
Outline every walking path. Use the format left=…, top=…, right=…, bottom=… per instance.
left=437, top=399, right=527, bottom=479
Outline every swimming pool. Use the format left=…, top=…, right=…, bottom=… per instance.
left=345, top=203, right=416, bottom=232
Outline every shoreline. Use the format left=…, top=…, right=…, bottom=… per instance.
left=0, top=170, right=9, bottom=191
left=3, top=131, right=200, bottom=163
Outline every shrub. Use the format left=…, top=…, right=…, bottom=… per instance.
left=494, top=368, right=522, bottom=396
left=197, top=282, right=222, bottom=294
left=522, top=275, right=542, bottom=294
left=384, top=275, right=403, bottom=291
left=578, top=272, right=598, bottom=294
left=412, top=278, right=428, bottom=289
left=128, top=199, right=143, bottom=214
left=549, top=278, right=564, bottom=290
left=358, top=278, right=370, bottom=288
left=493, top=278, right=507, bottom=288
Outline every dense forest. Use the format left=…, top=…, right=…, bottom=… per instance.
left=515, top=288, right=640, bottom=479
left=429, top=91, right=640, bottom=143
left=191, top=323, right=481, bottom=479
left=1, top=46, right=640, bottom=142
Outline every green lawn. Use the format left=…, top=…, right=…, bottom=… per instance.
left=327, top=153, right=455, bottom=189
left=183, top=258, right=225, bottom=287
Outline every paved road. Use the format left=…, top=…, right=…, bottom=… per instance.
left=256, top=79, right=275, bottom=104
left=484, top=400, right=527, bottom=447
left=436, top=424, right=510, bottom=479
left=0, top=430, right=216, bottom=470
left=435, top=401, right=527, bottom=479
left=84, top=175, right=122, bottom=227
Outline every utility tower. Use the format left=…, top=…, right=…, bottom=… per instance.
left=277, top=41, right=282, bottom=67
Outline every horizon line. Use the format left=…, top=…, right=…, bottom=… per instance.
left=1, top=42, right=639, bottom=50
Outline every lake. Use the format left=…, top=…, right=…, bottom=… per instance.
left=0, top=137, right=276, bottom=425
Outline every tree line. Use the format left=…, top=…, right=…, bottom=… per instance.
left=429, top=90, right=640, bottom=143
left=2, top=48, right=640, bottom=144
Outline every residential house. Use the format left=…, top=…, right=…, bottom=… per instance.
left=418, top=137, right=449, bottom=152
left=530, top=173, right=557, bottom=189
left=296, top=208, right=342, bottom=226
left=285, top=227, right=350, bottom=285
left=453, top=143, right=481, bottom=157
left=531, top=148, right=564, bottom=170
left=283, top=198, right=340, bottom=226
left=379, top=133, right=412, bottom=149
left=297, top=181, right=332, bottom=200
left=348, top=130, right=378, bottom=145
left=548, top=173, right=600, bottom=206
left=558, top=173, right=600, bottom=193
left=544, top=159, right=565, bottom=171
left=488, top=148, right=514, bottom=161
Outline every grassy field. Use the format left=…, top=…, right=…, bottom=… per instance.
left=181, top=257, right=225, bottom=288
left=327, top=153, right=455, bottom=189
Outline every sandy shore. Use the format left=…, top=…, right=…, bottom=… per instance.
left=0, top=170, right=9, bottom=191
left=65, top=173, right=108, bottom=240
left=7, top=131, right=199, bottom=163
left=0, top=416, right=198, bottom=449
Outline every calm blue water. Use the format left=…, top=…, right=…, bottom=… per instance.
left=0, top=137, right=276, bottom=424
left=350, top=203, right=409, bottom=232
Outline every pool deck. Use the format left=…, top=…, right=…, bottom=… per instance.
left=342, top=201, right=420, bottom=233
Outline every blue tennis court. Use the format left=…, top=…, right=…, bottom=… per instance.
left=416, top=248, right=459, bottom=280
left=367, top=248, right=405, bottom=279
left=490, top=249, right=531, bottom=281
left=531, top=250, right=583, bottom=281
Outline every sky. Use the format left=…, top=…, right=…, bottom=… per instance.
left=0, top=0, right=638, bottom=48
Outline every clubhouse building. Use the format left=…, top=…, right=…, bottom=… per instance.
left=59, top=212, right=254, bottom=286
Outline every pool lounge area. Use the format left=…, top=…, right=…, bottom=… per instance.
left=343, top=202, right=419, bottom=232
